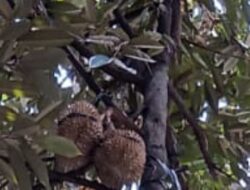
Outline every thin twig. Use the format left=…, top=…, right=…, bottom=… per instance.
left=113, top=8, right=135, bottom=38
left=183, top=38, right=248, bottom=61
left=168, top=82, right=217, bottom=178
left=63, top=46, right=114, bottom=106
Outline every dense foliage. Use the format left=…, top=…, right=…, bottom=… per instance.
left=0, top=0, right=250, bottom=189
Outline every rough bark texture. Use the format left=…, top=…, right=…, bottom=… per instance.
left=140, top=63, right=169, bottom=190
left=140, top=1, right=180, bottom=189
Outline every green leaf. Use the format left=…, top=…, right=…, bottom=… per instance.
left=0, top=106, right=16, bottom=121
left=85, top=0, right=96, bottom=22
left=0, top=0, right=12, bottom=19
left=224, top=0, right=238, bottom=26
left=6, top=140, right=32, bottom=190
left=89, top=54, right=111, bottom=68
left=210, top=67, right=224, bottom=93
left=0, top=158, right=17, bottom=185
left=122, top=46, right=156, bottom=63
left=18, top=29, right=73, bottom=47
left=11, top=125, right=40, bottom=137
left=204, top=81, right=218, bottom=113
left=191, top=52, right=208, bottom=69
left=13, top=0, right=33, bottom=18
left=21, top=142, right=51, bottom=190
left=243, top=0, right=250, bottom=24
left=19, top=48, right=67, bottom=70
left=107, top=28, right=130, bottom=41
left=130, top=33, right=164, bottom=49
left=0, top=80, right=39, bottom=98
left=235, top=76, right=250, bottom=97
left=223, top=57, right=239, bottom=73
left=0, top=19, right=30, bottom=40
left=0, top=40, right=15, bottom=67
left=48, top=1, right=81, bottom=14
left=37, top=135, right=82, bottom=158
left=112, top=58, right=137, bottom=75
left=32, top=100, right=63, bottom=123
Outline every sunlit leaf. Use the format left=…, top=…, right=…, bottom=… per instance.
left=0, top=80, right=38, bottom=98
left=112, top=58, right=137, bottom=75
left=0, top=106, right=17, bottom=122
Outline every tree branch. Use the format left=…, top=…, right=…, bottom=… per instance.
left=183, top=38, right=248, bottom=61
left=49, top=171, right=112, bottom=190
left=63, top=46, right=114, bottom=106
left=140, top=1, right=173, bottom=189
left=63, top=46, right=139, bottom=132
left=171, top=0, right=181, bottom=46
left=109, top=3, right=152, bottom=27
left=113, top=8, right=135, bottom=38
left=213, top=165, right=236, bottom=181
left=168, top=82, right=217, bottom=178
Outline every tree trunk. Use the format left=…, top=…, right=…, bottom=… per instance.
left=140, top=63, right=169, bottom=190
left=140, top=1, right=180, bottom=189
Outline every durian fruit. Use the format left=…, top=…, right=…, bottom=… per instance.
left=94, top=129, right=146, bottom=189
left=55, top=101, right=103, bottom=173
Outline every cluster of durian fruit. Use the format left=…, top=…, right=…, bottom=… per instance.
left=55, top=101, right=146, bottom=189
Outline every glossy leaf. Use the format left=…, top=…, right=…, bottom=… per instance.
left=89, top=54, right=111, bottom=68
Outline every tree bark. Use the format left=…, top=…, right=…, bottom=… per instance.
left=140, top=63, right=169, bottom=190
left=140, top=1, right=179, bottom=189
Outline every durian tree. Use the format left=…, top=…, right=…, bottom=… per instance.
left=0, top=0, right=250, bottom=190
